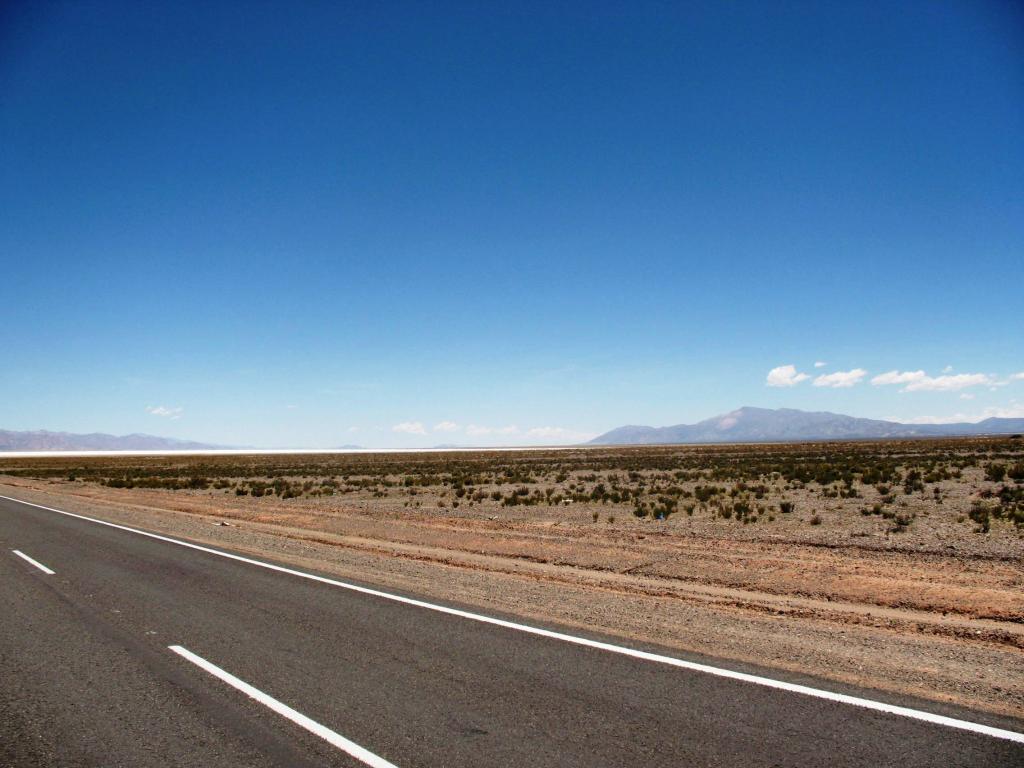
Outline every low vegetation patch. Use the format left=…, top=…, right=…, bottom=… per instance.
left=3, top=436, right=1023, bottom=537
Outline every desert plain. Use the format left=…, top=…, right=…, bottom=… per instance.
left=2, top=436, right=1021, bottom=720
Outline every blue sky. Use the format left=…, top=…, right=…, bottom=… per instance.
left=1, top=1, right=1022, bottom=448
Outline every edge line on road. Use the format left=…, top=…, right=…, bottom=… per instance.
left=12, top=548, right=55, bottom=575
left=4, top=493, right=1023, bottom=745
left=169, top=645, right=398, bottom=768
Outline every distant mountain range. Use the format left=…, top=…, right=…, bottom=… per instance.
left=590, top=407, right=1024, bottom=445
left=0, top=430, right=223, bottom=452
left=5, top=408, right=1022, bottom=452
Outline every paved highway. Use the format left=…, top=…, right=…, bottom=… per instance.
left=1, top=493, right=1021, bottom=767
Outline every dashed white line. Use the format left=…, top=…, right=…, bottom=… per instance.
left=4, top=494, right=1024, bottom=745
left=169, top=645, right=398, bottom=768
left=12, top=549, right=55, bottom=575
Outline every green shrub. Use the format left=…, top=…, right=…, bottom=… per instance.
left=969, top=502, right=991, bottom=533
left=986, top=464, right=1007, bottom=482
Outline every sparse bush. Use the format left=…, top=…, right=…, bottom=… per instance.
left=969, top=502, right=992, bottom=533
left=889, top=512, right=913, bottom=533
left=985, top=464, right=1007, bottom=482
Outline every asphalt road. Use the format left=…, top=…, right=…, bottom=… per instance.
left=1, top=493, right=1022, bottom=767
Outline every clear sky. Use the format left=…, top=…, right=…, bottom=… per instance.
left=2, top=1, right=1022, bottom=448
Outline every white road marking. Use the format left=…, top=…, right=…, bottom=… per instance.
left=169, top=645, right=398, bottom=768
left=4, top=494, right=1023, bottom=745
left=12, top=549, right=55, bottom=575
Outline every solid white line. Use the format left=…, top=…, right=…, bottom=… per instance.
left=169, top=645, right=398, bottom=768
left=12, top=549, right=55, bottom=575
left=3, top=494, right=1023, bottom=745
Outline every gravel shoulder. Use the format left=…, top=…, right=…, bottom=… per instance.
left=3, top=475, right=1021, bottom=722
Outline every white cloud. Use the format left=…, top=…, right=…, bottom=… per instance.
left=897, top=403, right=1024, bottom=424
left=904, top=373, right=993, bottom=392
left=526, top=426, right=571, bottom=439
left=871, top=370, right=993, bottom=392
left=285, top=404, right=298, bottom=410
left=982, top=403, right=1024, bottom=418
left=942, top=365, right=954, bottom=373
left=433, top=420, right=459, bottom=432
left=146, top=405, right=183, bottom=420
left=896, top=413, right=971, bottom=425
left=1012, top=372, right=1024, bottom=381
left=814, top=361, right=827, bottom=368
left=522, top=426, right=598, bottom=443
left=813, top=368, right=867, bottom=388
left=347, top=426, right=360, bottom=433
left=871, top=370, right=926, bottom=386
left=465, top=424, right=519, bottom=437
left=959, top=393, right=974, bottom=400
left=766, top=365, right=809, bottom=388
left=392, top=421, right=427, bottom=435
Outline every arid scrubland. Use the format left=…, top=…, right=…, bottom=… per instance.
left=2, top=436, right=1022, bottom=719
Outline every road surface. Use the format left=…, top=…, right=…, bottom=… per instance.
left=1, top=493, right=1021, bottom=767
